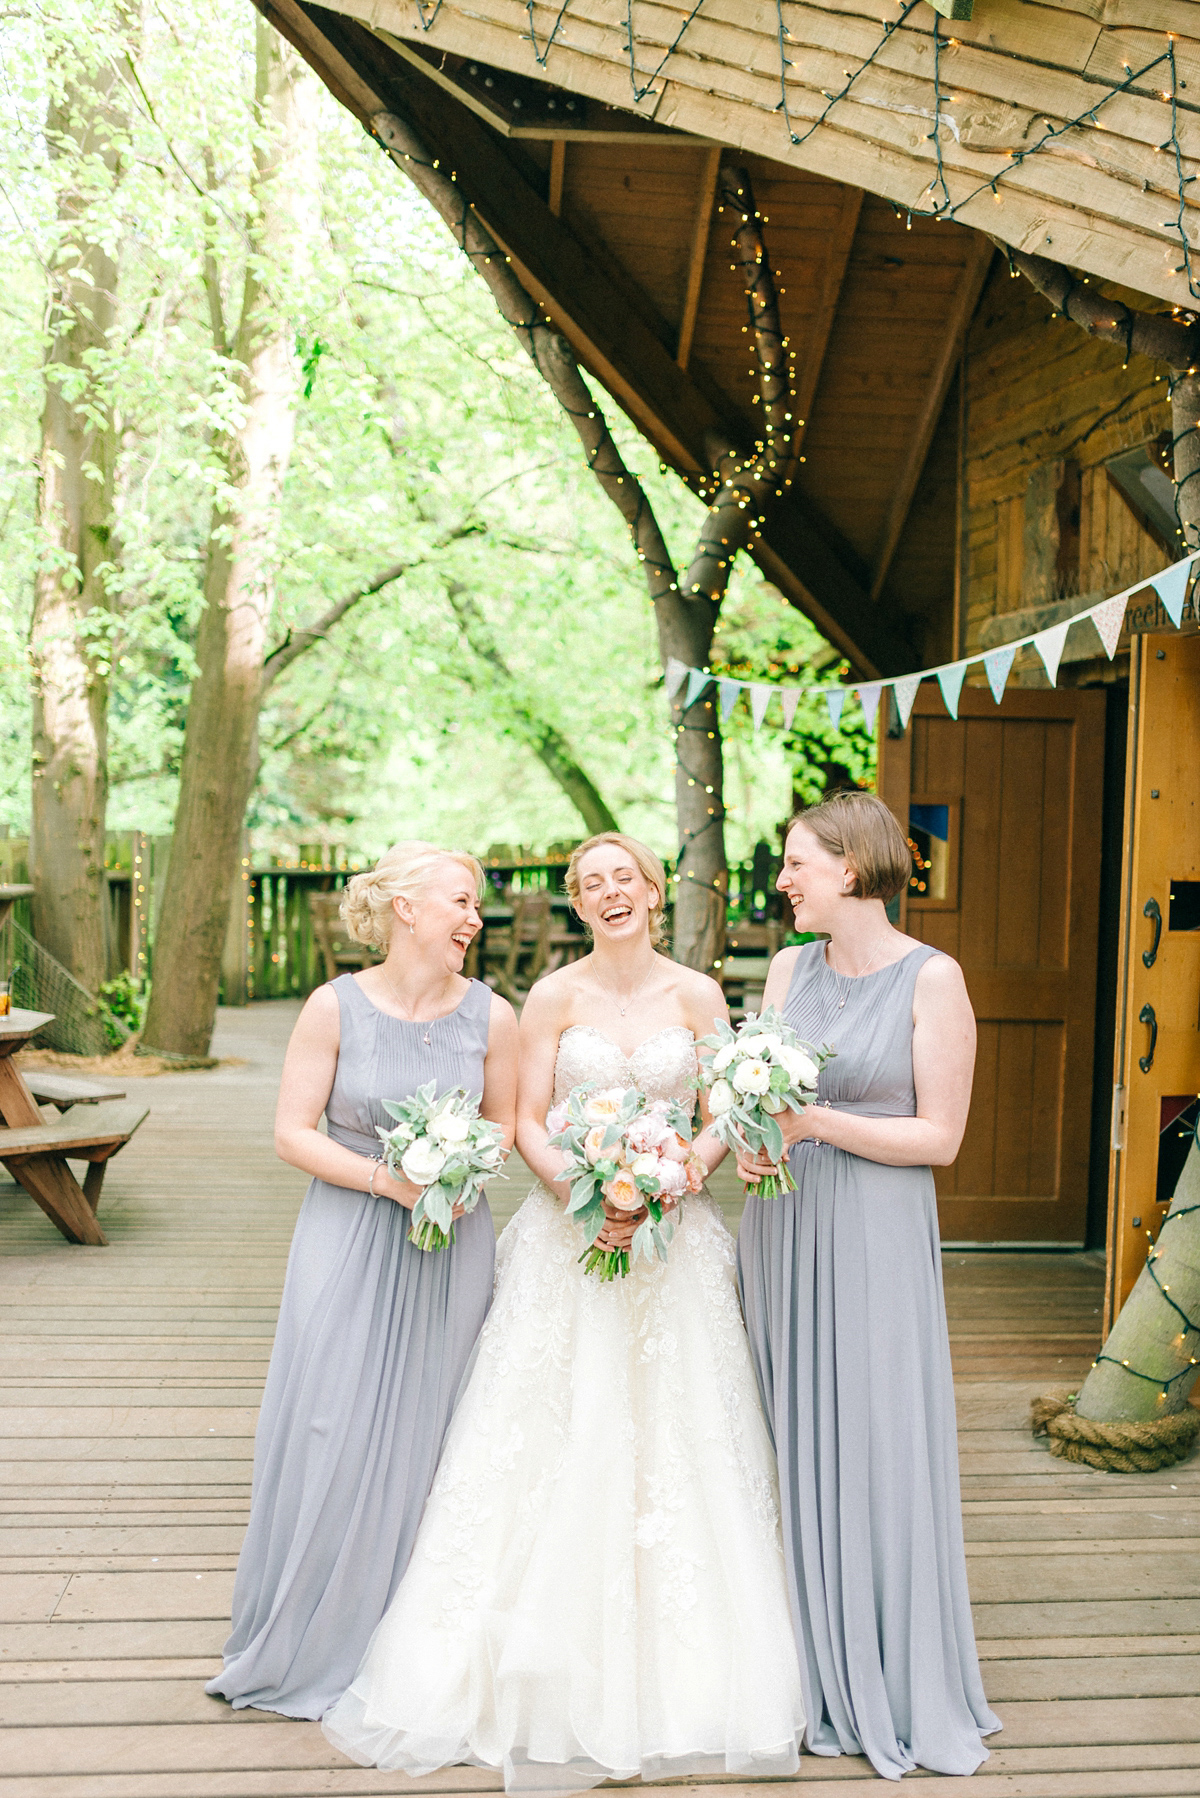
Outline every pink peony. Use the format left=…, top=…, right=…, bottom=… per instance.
left=657, top=1158, right=687, bottom=1199
left=627, top=1114, right=671, bottom=1154
left=546, top=1102, right=569, bottom=1136
left=604, top=1169, right=642, bottom=1213
left=684, top=1156, right=706, bottom=1194
left=658, top=1131, right=690, bottom=1164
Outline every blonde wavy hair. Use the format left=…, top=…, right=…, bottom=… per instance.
left=565, top=832, right=668, bottom=948
left=339, top=841, right=485, bottom=951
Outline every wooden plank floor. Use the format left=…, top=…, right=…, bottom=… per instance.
left=1, top=1000, right=1198, bottom=1797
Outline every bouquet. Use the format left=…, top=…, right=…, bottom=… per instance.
left=376, top=1081, right=507, bottom=1251
left=696, top=1006, right=831, bottom=1199
left=546, top=1084, right=706, bottom=1280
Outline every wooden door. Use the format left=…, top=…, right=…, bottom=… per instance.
left=879, top=686, right=1106, bottom=1243
left=1106, top=634, right=1200, bottom=1325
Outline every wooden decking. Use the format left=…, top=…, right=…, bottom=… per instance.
left=1, top=1000, right=1198, bottom=1797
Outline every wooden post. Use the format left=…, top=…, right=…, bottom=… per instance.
left=221, top=834, right=251, bottom=1007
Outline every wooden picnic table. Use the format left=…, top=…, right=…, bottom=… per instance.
left=0, top=1009, right=148, bottom=1246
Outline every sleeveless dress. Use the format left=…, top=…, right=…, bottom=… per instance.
left=737, top=942, right=1001, bottom=1780
left=322, top=1023, right=806, bottom=1793
left=206, top=974, right=497, bottom=1718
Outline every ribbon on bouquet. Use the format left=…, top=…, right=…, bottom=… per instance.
left=665, top=551, right=1199, bottom=732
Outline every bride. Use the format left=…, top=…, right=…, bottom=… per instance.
left=322, top=832, right=805, bottom=1792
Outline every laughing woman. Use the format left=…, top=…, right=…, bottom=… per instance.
left=206, top=843, right=517, bottom=1720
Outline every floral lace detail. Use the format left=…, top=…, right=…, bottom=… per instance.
left=323, top=1023, right=806, bottom=1788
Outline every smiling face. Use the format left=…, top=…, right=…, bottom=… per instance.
left=394, top=859, right=482, bottom=974
left=777, top=822, right=856, bottom=934
left=574, top=842, right=660, bottom=948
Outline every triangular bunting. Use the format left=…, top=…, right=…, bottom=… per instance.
left=1089, top=594, right=1126, bottom=660
left=824, top=687, right=846, bottom=730
left=750, top=685, right=772, bottom=732
left=1033, top=620, right=1070, bottom=687
left=983, top=642, right=1018, bottom=704
left=856, top=683, right=883, bottom=733
left=684, top=667, right=712, bottom=710
left=1150, top=555, right=1194, bottom=627
left=718, top=677, right=742, bottom=720
left=665, top=657, right=689, bottom=700
left=936, top=660, right=968, bottom=720
left=893, top=673, right=922, bottom=731
left=781, top=688, right=800, bottom=731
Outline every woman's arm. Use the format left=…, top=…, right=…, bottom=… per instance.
left=274, top=986, right=422, bottom=1209
left=683, top=970, right=734, bottom=1175
left=481, top=993, right=520, bottom=1152
left=514, top=979, right=574, bottom=1199
left=738, top=953, right=976, bottom=1174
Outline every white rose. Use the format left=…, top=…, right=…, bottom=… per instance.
left=708, top=1078, right=736, bottom=1116
left=631, top=1152, right=661, bottom=1182
left=745, top=1032, right=781, bottom=1058
left=428, top=1109, right=470, bottom=1144
left=400, top=1138, right=447, bottom=1186
left=732, top=1057, right=771, bottom=1097
left=779, top=1045, right=820, bottom=1089
left=711, top=1041, right=739, bottom=1073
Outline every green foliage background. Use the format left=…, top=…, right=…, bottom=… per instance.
left=0, top=0, right=873, bottom=867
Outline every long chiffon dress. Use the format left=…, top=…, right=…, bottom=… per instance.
left=206, top=973, right=496, bottom=1719
left=737, top=941, right=1001, bottom=1780
left=322, top=1023, right=806, bottom=1794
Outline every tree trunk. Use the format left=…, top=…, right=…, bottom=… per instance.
left=29, top=43, right=127, bottom=990
left=141, top=17, right=318, bottom=1056
left=373, top=118, right=790, bottom=970
left=443, top=583, right=618, bottom=834
left=1074, top=1137, right=1200, bottom=1423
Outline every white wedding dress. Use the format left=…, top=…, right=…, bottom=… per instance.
left=322, top=1024, right=806, bottom=1793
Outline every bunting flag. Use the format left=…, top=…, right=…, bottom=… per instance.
left=983, top=642, right=1018, bottom=704
left=665, top=657, right=688, bottom=700
left=1033, top=619, right=1071, bottom=687
left=893, top=673, right=922, bottom=730
left=936, top=660, right=968, bottom=720
left=1090, top=594, right=1127, bottom=660
left=857, top=683, right=883, bottom=732
left=1151, top=558, right=1192, bottom=627
left=658, top=547, right=1197, bottom=739
left=684, top=667, right=712, bottom=710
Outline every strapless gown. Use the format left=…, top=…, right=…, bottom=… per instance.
left=322, top=1023, right=806, bottom=1793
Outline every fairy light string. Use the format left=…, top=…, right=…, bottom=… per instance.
left=1091, top=1197, right=1200, bottom=1398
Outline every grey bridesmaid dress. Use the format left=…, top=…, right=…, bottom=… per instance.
left=206, top=973, right=497, bottom=1719
left=737, top=941, right=1000, bottom=1780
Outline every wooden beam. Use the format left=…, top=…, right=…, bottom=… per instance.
left=791, top=184, right=862, bottom=459
left=676, top=146, right=720, bottom=371
left=260, top=0, right=917, bottom=675
left=547, top=139, right=565, bottom=217
left=869, top=233, right=993, bottom=603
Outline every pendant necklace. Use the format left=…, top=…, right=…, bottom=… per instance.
left=828, top=937, right=889, bottom=1013
left=592, top=957, right=658, bottom=1017
left=385, top=968, right=447, bottom=1045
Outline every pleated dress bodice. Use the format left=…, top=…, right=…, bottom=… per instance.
left=782, top=938, right=932, bottom=1118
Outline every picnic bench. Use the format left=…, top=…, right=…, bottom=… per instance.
left=0, top=1010, right=148, bottom=1246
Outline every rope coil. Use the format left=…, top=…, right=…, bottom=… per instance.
left=1031, top=1394, right=1200, bottom=1472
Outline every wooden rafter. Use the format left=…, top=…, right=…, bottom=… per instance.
left=547, top=138, right=565, bottom=216
left=676, top=146, right=720, bottom=371
left=264, top=0, right=916, bottom=675
left=791, top=183, right=861, bottom=461
left=869, top=233, right=993, bottom=604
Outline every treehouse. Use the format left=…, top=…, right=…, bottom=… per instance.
left=255, top=0, right=1200, bottom=1322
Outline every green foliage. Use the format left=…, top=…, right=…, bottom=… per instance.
left=98, top=972, right=144, bottom=1044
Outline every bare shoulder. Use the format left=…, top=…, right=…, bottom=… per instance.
left=485, top=990, right=519, bottom=1044
left=518, top=965, right=575, bottom=1035
left=914, top=949, right=970, bottom=1004
left=301, top=981, right=342, bottom=1029
left=668, top=961, right=727, bottom=1030
left=768, top=943, right=805, bottom=982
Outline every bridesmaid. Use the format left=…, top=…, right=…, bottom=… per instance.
left=736, top=790, right=1000, bottom=1780
left=207, top=842, right=518, bottom=1718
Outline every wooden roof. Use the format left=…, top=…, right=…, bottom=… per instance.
left=259, top=0, right=1199, bottom=675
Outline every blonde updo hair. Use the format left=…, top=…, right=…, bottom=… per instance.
left=339, top=841, right=485, bottom=951
left=565, top=832, right=669, bottom=948
left=788, top=789, right=913, bottom=903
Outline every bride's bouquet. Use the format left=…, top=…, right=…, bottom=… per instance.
left=377, top=1082, right=507, bottom=1252
left=697, top=1006, right=831, bottom=1200
left=547, top=1084, right=706, bottom=1281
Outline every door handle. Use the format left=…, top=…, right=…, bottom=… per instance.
left=1138, top=1002, right=1157, bottom=1073
left=1143, top=896, right=1162, bottom=968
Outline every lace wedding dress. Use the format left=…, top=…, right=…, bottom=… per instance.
left=322, top=1024, right=806, bottom=1793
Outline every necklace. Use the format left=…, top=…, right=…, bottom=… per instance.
left=384, top=967, right=450, bottom=1045
left=592, top=956, right=658, bottom=1017
left=827, top=937, right=890, bottom=1011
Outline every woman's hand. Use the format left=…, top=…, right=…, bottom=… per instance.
left=597, top=1198, right=643, bottom=1250
left=735, top=1105, right=823, bottom=1183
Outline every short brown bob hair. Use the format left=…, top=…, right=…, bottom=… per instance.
left=787, top=789, right=913, bottom=904
left=565, top=832, right=668, bottom=947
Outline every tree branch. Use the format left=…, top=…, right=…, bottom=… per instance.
left=261, top=557, right=413, bottom=689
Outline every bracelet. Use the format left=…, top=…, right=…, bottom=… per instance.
left=368, top=1156, right=386, bottom=1196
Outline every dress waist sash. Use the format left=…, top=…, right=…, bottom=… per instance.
left=326, top=1121, right=384, bottom=1157
left=816, top=1098, right=915, bottom=1118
